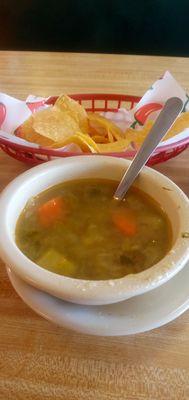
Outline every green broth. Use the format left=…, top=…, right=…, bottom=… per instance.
left=15, top=179, right=172, bottom=280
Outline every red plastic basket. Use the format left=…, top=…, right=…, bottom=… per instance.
left=0, top=93, right=188, bottom=166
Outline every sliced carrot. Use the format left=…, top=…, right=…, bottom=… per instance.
left=38, top=197, right=66, bottom=228
left=112, top=209, right=137, bottom=237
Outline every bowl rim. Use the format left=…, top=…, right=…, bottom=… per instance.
left=0, top=155, right=189, bottom=305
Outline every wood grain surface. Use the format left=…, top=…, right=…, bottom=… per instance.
left=0, top=51, right=189, bottom=400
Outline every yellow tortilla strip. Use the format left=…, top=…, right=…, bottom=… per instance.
left=125, top=120, right=154, bottom=147
left=52, top=132, right=99, bottom=153
left=55, top=95, right=89, bottom=134
left=163, top=111, right=189, bottom=139
left=91, top=135, right=109, bottom=143
left=97, top=138, right=131, bottom=152
left=88, top=112, right=123, bottom=141
left=107, top=129, right=114, bottom=143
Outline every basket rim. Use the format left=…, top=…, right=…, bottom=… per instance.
left=0, top=92, right=189, bottom=158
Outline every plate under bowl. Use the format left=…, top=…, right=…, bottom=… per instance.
left=6, top=260, right=189, bottom=336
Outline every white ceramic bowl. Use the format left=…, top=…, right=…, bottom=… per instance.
left=0, top=156, right=189, bottom=306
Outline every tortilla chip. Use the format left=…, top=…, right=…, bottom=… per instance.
left=33, top=107, right=80, bottom=142
left=15, top=115, right=54, bottom=146
left=55, top=95, right=89, bottom=133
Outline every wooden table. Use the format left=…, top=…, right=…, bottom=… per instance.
left=0, top=51, right=189, bottom=400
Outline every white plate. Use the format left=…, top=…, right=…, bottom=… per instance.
left=7, top=263, right=189, bottom=336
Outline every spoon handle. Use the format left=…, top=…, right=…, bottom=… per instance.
left=114, top=97, right=183, bottom=201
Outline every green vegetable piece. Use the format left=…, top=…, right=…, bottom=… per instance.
left=37, top=248, right=76, bottom=276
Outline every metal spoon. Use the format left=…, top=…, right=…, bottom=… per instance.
left=114, top=97, right=183, bottom=201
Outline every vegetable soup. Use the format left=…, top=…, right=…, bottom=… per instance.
left=16, top=179, right=172, bottom=280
